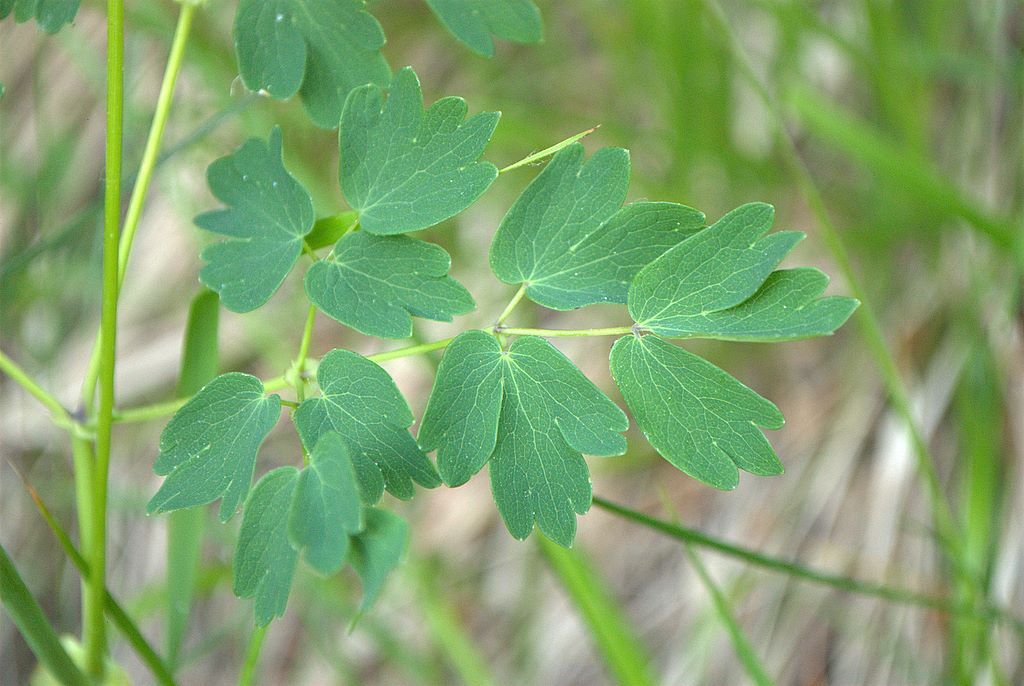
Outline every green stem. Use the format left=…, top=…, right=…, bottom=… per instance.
left=494, top=284, right=528, bottom=326
left=290, top=305, right=317, bottom=403
left=591, top=497, right=1024, bottom=634
left=499, top=125, right=600, bottom=173
left=86, top=0, right=124, bottom=675
left=0, top=350, right=72, bottom=426
left=368, top=337, right=457, bottom=363
left=497, top=326, right=633, bottom=338
left=238, top=625, right=268, bottom=686
left=81, top=1, right=197, bottom=411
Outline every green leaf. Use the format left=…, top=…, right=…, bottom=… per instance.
left=148, top=373, right=281, bottom=522
left=418, top=330, right=505, bottom=487
left=305, top=232, right=475, bottom=339
left=629, top=203, right=804, bottom=335
left=425, top=0, right=542, bottom=57
left=293, top=349, right=441, bottom=503
left=196, top=128, right=314, bottom=312
left=1, top=0, right=80, bottom=34
left=349, top=508, right=409, bottom=612
left=419, top=332, right=627, bottom=546
left=306, top=211, right=359, bottom=251
left=233, top=0, right=390, bottom=129
left=339, top=67, right=500, bottom=235
left=490, top=144, right=704, bottom=310
left=609, top=335, right=784, bottom=490
left=288, top=432, right=364, bottom=576
left=233, top=467, right=300, bottom=626
left=663, top=268, right=859, bottom=341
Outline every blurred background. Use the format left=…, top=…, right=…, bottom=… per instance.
left=1, top=0, right=1022, bottom=683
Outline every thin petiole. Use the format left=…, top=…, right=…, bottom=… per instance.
left=238, top=625, right=268, bottom=686
left=499, top=125, right=600, bottom=174
left=368, top=336, right=457, bottom=363
left=497, top=326, right=633, bottom=338
left=495, top=284, right=528, bottom=326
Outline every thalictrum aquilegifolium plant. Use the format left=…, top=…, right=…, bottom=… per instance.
left=0, top=0, right=870, bottom=681
left=148, top=68, right=858, bottom=621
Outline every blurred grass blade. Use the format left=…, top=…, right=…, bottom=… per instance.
left=413, top=558, right=496, bottom=686
left=591, top=496, right=1024, bottom=634
left=12, top=462, right=178, bottom=685
left=787, top=86, right=1016, bottom=249
left=683, top=543, right=774, bottom=686
left=538, top=534, right=656, bottom=686
left=0, top=543, right=89, bottom=686
left=951, top=344, right=1007, bottom=683
left=167, top=289, right=220, bottom=670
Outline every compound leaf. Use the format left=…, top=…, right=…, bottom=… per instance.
left=233, top=467, right=300, bottom=626
left=293, top=349, right=441, bottom=503
left=148, top=373, right=281, bottom=522
left=629, top=203, right=804, bottom=335
left=234, top=0, right=390, bottom=129
left=305, top=232, right=474, bottom=339
left=288, top=432, right=364, bottom=576
left=664, top=268, right=859, bottom=341
left=339, top=66, right=500, bottom=235
left=418, top=330, right=505, bottom=487
left=610, top=335, right=784, bottom=490
left=349, top=508, right=409, bottom=612
left=490, top=144, right=704, bottom=310
left=425, top=0, right=542, bottom=57
left=419, top=333, right=626, bottom=547
left=1, top=0, right=80, bottom=33
left=196, top=128, right=314, bottom=312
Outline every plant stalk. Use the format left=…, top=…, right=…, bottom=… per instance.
left=81, top=1, right=197, bottom=411
left=85, top=0, right=125, bottom=676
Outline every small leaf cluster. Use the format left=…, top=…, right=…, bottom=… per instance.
left=233, top=0, right=542, bottom=128
left=1, top=0, right=80, bottom=33
left=146, top=2, right=857, bottom=626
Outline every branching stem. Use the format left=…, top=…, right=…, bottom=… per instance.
left=0, top=350, right=72, bottom=426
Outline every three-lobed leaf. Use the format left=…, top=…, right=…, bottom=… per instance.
left=339, top=67, right=500, bottom=235
left=148, top=373, right=281, bottom=522
left=305, top=232, right=474, bottom=339
left=348, top=508, right=409, bottom=612
left=1, top=0, right=80, bottom=33
left=490, top=144, right=704, bottom=310
left=233, top=467, right=300, bottom=626
left=425, top=0, right=542, bottom=57
left=610, top=335, right=784, bottom=490
left=294, top=349, right=441, bottom=503
left=233, top=0, right=390, bottom=129
left=288, top=432, right=364, bottom=576
left=629, top=203, right=803, bottom=335
left=419, top=332, right=627, bottom=546
left=663, top=268, right=859, bottom=341
left=196, top=128, right=314, bottom=312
